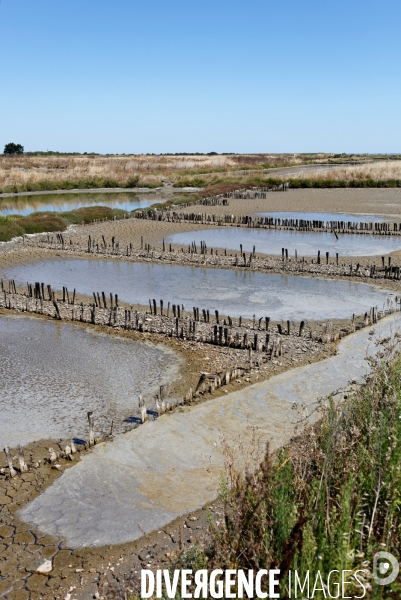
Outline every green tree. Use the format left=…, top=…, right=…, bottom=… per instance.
left=4, top=143, right=24, bottom=155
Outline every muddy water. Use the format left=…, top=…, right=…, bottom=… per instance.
left=0, top=315, right=181, bottom=448
left=2, top=258, right=394, bottom=321
left=19, top=313, right=401, bottom=547
left=167, top=228, right=401, bottom=257
left=0, top=192, right=158, bottom=217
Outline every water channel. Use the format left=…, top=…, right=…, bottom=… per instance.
left=0, top=192, right=159, bottom=217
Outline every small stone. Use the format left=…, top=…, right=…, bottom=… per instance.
left=35, top=559, right=53, bottom=575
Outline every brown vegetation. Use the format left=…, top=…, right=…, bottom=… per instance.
left=0, top=153, right=379, bottom=192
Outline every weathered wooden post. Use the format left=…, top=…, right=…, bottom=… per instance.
left=88, top=411, right=95, bottom=447
left=299, top=320, right=305, bottom=336
left=326, top=252, right=329, bottom=264
left=17, top=445, right=28, bottom=473
left=4, top=446, right=17, bottom=478
left=139, top=395, right=148, bottom=424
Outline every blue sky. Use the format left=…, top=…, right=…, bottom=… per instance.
left=1, top=0, right=400, bottom=153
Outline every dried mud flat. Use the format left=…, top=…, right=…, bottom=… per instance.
left=0, top=188, right=400, bottom=599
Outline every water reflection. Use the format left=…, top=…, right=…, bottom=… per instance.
left=2, top=258, right=394, bottom=321
left=167, top=228, right=401, bottom=257
left=0, top=192, right=159, bottom=216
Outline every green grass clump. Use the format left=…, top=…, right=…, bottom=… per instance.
left=0, top=216, right=25, bottom=241
left=61, top=206, right=128, bottom=225
left=14, top=213, right=67, bottom=234
left=0, top=205, right=129, bottom=241
left=173, top=177, right=207, bottom=188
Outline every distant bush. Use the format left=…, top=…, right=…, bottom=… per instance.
left=4, top=143, right=24, bottom=155
left=125, top=176, right=140, bottom=188
left=174, top=177, right=207, bottom=188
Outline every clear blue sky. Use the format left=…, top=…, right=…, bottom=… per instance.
left=1, top=0, right=400, bottom=154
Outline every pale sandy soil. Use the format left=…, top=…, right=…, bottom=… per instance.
left=182, top=188, right=401, bottom=218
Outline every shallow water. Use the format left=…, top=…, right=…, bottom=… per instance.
left=2, top=258, right=394, bottom=320
left=0, top=315, right=180, bottom=448
left=256, top=211, right=384, bottom=223
left=19, top=313, right=401, bottom=547
left=167, top=228, right=401, bottom=257
left=0, top=192, right=158, bottom=217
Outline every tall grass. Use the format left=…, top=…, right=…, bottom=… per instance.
left=112, top=341, right=401, bottom=599
left=202, top=341, right=401, bottom=598
left=1, top=154, right=390, bottom=193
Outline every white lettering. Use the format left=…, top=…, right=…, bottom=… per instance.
left=353, top=570, right=367, bottom=599
left=295, top=571, right=310, bottom=596
left=327, top=570, right=340, bottom=599
left=156, top=570, right=162, bottom=598
left=194, top=569, right=208, bottom=598
left=210, top=569, right=224, bottom=598
left=342, top=570, right=352, bottom=598
left=238, top=570, right=254, bottom=598
left=255, top=569, right=268, bottom=599
left=181, top=569, right=192, bottom=598
left=163, top=569, right=180, bottom=599
left=225, top=570, right=237, bottom=598
left=141, top=570, right=154, bottom=598
left=269, top=570, right=280, bottom=598
left=311, top=571, right=326, bottom=598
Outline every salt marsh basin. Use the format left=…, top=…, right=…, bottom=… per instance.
left=2, top=257, right=395, bottom=320
left=167, top=227, right=401, bottom=257
left=19, top=312, right=401, bottom=547
left=0, top=315, right=181, bottom=448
